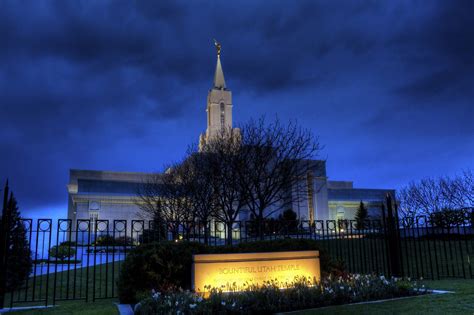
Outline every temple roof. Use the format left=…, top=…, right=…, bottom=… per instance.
left=328, top=188, right=395, bottom=202
left=77, top=179, right=144, bottom=196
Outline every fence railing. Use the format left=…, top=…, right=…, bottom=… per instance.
left=1, top=209, right=473, bottom=308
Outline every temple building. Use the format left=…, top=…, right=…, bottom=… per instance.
left=67, top=43, right=394, bottom=234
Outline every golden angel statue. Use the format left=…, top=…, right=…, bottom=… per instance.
left=213, top=39, right=221, bottom=56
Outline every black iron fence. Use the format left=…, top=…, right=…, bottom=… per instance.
left=1, top=208, right=474, bottom=308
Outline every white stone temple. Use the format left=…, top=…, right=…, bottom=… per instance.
left=67, top=43, right=394, bottom=232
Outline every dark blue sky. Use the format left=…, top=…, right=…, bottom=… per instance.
left=1, top=1, right=473, bottom=218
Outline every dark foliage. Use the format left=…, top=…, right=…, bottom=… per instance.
left=245, top=216, right=278, bottom=237
left=94, top=235, right=133, bottom=246
left=117, top=241, right=207, bottom=304
left=59, top=241, right=76, bottom=247
left=117, top=239, right=342, bottom=303
left=246, top=210, right=300, bottom=237
left=431, top=208, right=466, bottom=231
left=355, top=201, right=368, bottom=230
left=48, top=245, right=76, bottom=260
left=139, top=219, right=168, bottom=244
left=278, top=209, right=299, bottom=232
left=1, top=194, right=32, bottom=291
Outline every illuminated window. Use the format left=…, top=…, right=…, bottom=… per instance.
left=336, top=207, right=345, bottom=220
left=306, top=172, right=314, bottom=221
left=90, top=211, right=99, bottom=231
left=220, top=103, right=225, bottom=127
left=336, top=207, right=346, bottom=231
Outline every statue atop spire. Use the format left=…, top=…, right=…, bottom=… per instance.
left=213, top=38, right=221, bottom=57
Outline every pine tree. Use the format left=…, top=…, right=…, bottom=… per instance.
left=355, top=201, right=369, bottom=230
left=278, top=209, right=298, bottom=232
left=1, top=190, right=32, bottom=290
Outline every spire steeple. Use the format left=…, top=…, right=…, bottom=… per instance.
left=199, top=39, right=235, bottom=151
left=213, top=39, right=226, bottom=89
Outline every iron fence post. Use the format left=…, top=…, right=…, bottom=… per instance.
left=0, top=181, right=10, bottom=309
left=386, top=194, right=402, bottom=277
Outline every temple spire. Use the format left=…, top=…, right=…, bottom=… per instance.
left=199, top=39, right=234, bottom=151
left=213, top=39, right=226, bottom=89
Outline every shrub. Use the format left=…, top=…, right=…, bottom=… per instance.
left=48, top=245, right=76, bottom=260
left=117, top=239, right=341, bottom=303
left=246, top=211, right=301, bottom=237
left=431, top=208, right=466, bottom=231
left=117, top=241, right=207, bottom=303
left=59, top=241, right=76, bottom=247
left=134, top=274, right=427, bottom=315
left=139, top=228, right=167, bottom=244
left=278, top=209, right=299, bottom=233
left=95, top=235, right=133, bottom=246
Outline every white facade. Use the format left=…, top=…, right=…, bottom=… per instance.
left=67, top=170, right=152, bottom=239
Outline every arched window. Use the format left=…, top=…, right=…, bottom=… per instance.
left=220, top=103, right=225, bottom=128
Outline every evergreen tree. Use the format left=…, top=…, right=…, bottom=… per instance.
left=355, top=201, right=369, bottom=230
left=1, top=190, right=32, bottom=290
left=278, top=209, right=298, bottom=233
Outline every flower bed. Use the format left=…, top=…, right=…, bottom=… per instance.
left=133, top=274, right=426, bottom=314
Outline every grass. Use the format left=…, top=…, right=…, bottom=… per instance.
left=7, top=280, right=474, bottom=315
left=287, top=279, right=474, bottom=315
left=318, top=237, right=474, bottom=279
left=4, top=261, right=122, bottom=308
left=5, top=299, right=118, bottom=315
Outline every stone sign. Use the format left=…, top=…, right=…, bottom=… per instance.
left=192, top=251, right=320, bottom=293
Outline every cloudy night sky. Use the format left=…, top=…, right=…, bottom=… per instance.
left=0, top=1, right=473, bottom=218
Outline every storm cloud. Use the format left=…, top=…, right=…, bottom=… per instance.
left=0, top=0, right=473, bottom=216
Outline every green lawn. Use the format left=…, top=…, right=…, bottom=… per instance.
left=4, top=261, right=122, bottom=308
left=7, top=299, right=118, bottom=315
left=319, top=238, right=474, bottom=279
left=287, top=279, right=474, bottom=315
left=3, top=261, right=122, bottom=314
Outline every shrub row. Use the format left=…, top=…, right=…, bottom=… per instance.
left=117, top=239, right=343, bottom=303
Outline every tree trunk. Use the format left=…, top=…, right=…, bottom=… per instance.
left=257, top=215, right=264, bottom=241
left=203, top=222, right=209, bottom=245
left=226, top=221, right=233, bottom=246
